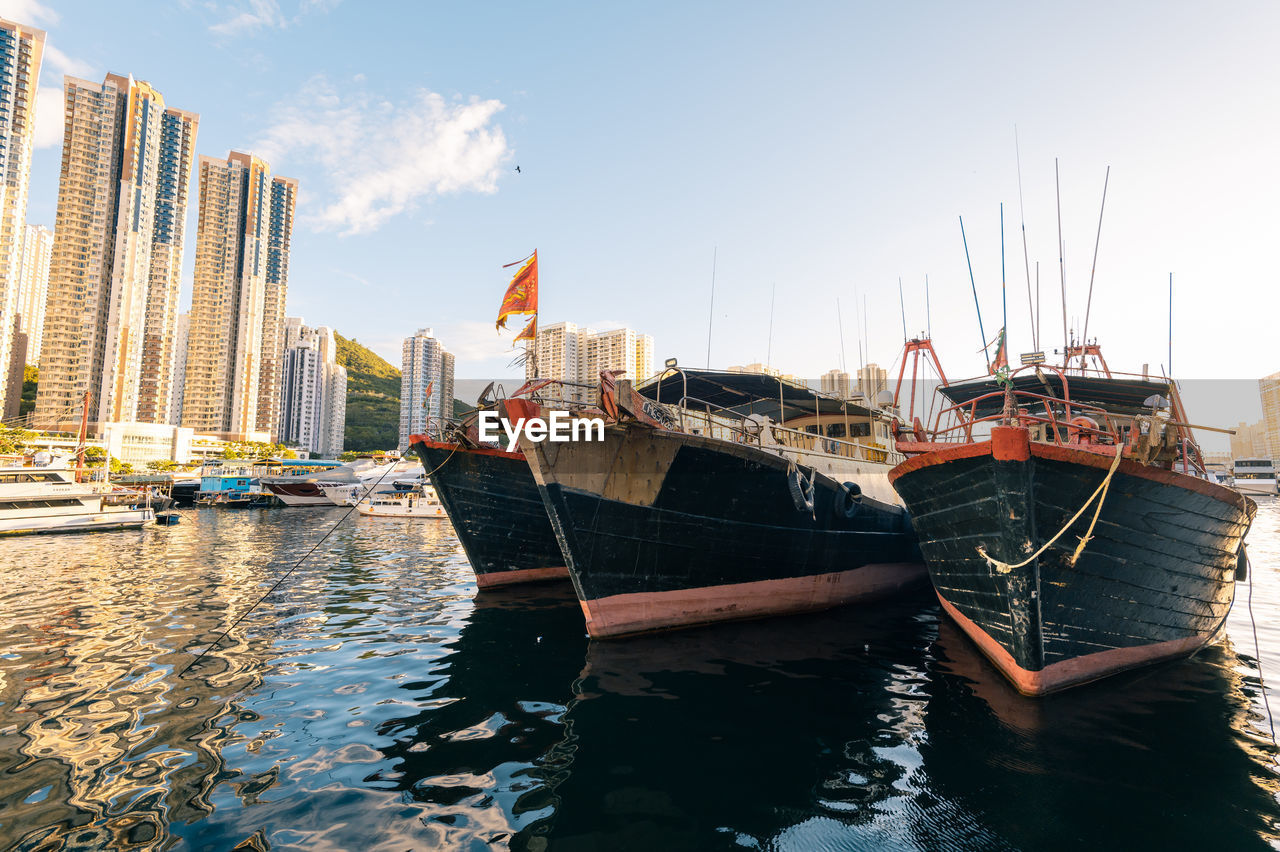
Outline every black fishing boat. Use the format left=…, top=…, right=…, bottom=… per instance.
left=889, top=341, right=1256, bottom=696
left=521, top=368, right=926, bottom=638
left=404, top=379, right=596, bottom=589
left=408, top=434, right=569, bottom=589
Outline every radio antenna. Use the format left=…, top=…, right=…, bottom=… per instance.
left=1015, top=126, right=1036, bottom=349
left=1080, top=165, right=1111, bottom=350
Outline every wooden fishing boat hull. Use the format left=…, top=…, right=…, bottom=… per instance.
left=408, top=438, right=569, bottom=589
left=523, top=421, right=927, bottom=638
left=890, top=425, right=1256, bottom=696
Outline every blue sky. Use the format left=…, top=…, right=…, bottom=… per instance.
left=6, top=0, right=1279, bottom=391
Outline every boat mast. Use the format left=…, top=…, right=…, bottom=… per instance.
left=959, top=216, right=989, bottom=372
left=1080, top=165, right=1111, bottom=360
left=1015, top=126, right=1036, bottom=350
left=705, top=246, right=717, bottom=368
left=75, top=389, right=89, bottom=483
left=1056, top=158, right=1068, bottom=368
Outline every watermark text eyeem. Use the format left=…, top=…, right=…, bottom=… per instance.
left=478, top=410, right=606, bottom=451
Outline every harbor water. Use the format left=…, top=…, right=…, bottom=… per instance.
left=1, top=504, right=1279, bottom=851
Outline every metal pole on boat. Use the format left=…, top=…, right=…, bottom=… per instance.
left=1000, top=202, right=1007, bottom=351
left=1168, top=272, right=1173, bottom=377
left=1056, top=158, right=1068, bottom=367
left=959, top=216, right=989, bottom=372
left=1015, top=126, right=1036, bottom=350
left=706, top=246, right=717, bottom=368
left=767, top=281, right=776, bottom=369
left=898, top=277, right=908, bottom=344
left=1081, top=165, right=1111, bottom=353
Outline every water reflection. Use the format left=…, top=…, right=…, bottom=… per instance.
left=0, top=505, right=1277, bottom=850
left=921, top=618, right=1280, bottom=850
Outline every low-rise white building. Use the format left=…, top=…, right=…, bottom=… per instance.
left=101, top=422, right=197, bottom=465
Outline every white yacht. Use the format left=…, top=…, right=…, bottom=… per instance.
left=355, top=484, right=449, bottom=519
left=320, top=461, right=419, bottom=506
left=0, top=465, right=155, bottom=535
left=1233, top=458, right=1278, bottom=496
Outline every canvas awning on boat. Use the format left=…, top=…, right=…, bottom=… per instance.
left=636, top=367, right=877, bottom=422
left=939, top=372, right=1175, bottom=418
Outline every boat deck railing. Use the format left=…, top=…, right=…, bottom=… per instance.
left=667, top=396, right=904, bottom=466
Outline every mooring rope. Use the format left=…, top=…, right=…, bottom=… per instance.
left=978, top=445, right=1124, bottom=574
left=1245, top=547, right=1278, bottom=748
left=178, top=446, right=461, bottom=678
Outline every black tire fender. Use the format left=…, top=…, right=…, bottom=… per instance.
left=834, top=481, right=863, bottom=519
left=787, top=465, right=816, bottom=514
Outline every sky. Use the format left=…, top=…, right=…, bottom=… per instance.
left=4, top=0, right=1278, bottom=410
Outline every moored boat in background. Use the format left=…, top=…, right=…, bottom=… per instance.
left=1232, top=458, right=1277, bottom=497
left=354, top=484, right=450, bottom=518
left=0, top=464, right=155, bottom=534
left=889, top=339, right=1256, bottom=696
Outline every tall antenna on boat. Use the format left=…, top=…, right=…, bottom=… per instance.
left=837, top=297, right=848, bottom=376
left=862, top=293, right=869, bottom=368
left=1080, top=165, right=1111, bottom=351
left=853, top=285, right=864, bottom=376
left=959, top=215, right=989, bottom=371
left=767, top=281, right=776, bottom=369
left=1015, top=126, right=1036, bottom=350
left=925, top=274, right=932, bottom=339
left=1168, top=272, right=1173, bottom=376
left=1000, top=202, right=1007, bottom=348
left=898, top=277, right=908, bottom=343
left=1036, top=260, right=1041, bottom=348
left=1055, top=158, right=1068, bottom=366
left=706, top=246, right=717, bottom=368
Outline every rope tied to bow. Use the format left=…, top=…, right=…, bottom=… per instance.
left=978, top=446, right=1124, bottom=574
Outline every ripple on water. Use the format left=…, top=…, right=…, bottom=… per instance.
left=0, top=505, right=1278, bottom=850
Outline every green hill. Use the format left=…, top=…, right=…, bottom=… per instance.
left=335, top=333, right=401, bottom=451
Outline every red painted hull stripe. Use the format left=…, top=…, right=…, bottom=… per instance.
left=936, top=592, right=1210, bottom=697
left=578, top=562, right=928, bottom=639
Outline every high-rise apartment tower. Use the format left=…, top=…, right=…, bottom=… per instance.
left=181, top=151, right=296, bottom=440
left=34, top=73, right=197, bottom=430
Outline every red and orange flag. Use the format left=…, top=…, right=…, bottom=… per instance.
left=496, top=250, right=538, bottom=330
left=513, top=315, right=537, bottom=342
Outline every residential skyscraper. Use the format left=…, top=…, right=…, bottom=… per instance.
left=14, top=224, right=52, bottom=364
left=399, top=328, right=454, bottom=450
left=181, top=151, right=296, bottom=441
left=136, top=106, right=198, bottom=424
left=279, top=319, right=346, bottom=457
left=1260, top=371, right=1280, bottom=459
left=856, top=363, right=889, bottom=401
left=0, top=20, right=44, bottom=419
left=34, top=73, right=198, bottom=431
left=820, top=369, right=851, bottom=398
left=168, top=311, right=189, bottom=425
left=525, top=321, right=654, bottom=402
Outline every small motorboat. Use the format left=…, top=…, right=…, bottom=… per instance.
left=354, top=484, right=449, bottom=519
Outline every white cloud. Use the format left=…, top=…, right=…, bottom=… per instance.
left=206, top=0, right=339, bottom=35
left=0, top=0, right=59, bottom=25
left=209, top=0, right=285, bottom=35
left=441, top=321, right=525, bottom=363
left=33, top=44, right=97, bottom=150
left=255, top=76, right=511, bottom=235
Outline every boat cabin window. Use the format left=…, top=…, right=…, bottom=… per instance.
left=0, top=498, right=84, bottom=509
left=0, top=472, right=65, bottom=483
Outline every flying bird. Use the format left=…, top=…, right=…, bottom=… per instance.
left=515, top=165, right=522, bottom=174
